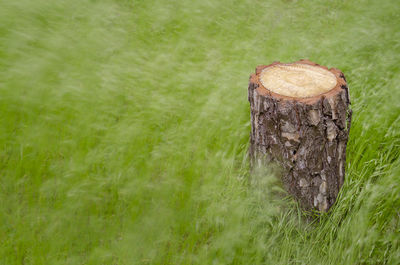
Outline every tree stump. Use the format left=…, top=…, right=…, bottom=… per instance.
left=248, top=60, right=352, bottom=212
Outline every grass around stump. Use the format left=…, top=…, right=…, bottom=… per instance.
left=0, top=0, right=399, bottom=264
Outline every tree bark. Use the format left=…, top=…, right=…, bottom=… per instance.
left=248, top=59, right=352, bottom=212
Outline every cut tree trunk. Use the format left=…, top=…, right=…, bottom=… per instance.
left=248, top=59, right=352, bottom=212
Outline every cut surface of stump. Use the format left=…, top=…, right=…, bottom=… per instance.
left=248, top=60, right=352, bottom=212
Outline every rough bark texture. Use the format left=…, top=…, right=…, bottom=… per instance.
left=248, top=60, right=352, bottom=212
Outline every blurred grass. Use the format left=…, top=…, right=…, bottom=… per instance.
left=0, top=0, right=399, bottom=264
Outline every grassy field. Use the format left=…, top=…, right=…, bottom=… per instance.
left=1, top=0, right=400, bottom=264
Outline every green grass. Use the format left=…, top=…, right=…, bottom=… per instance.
left=1, top=0, right=399, bottom=264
